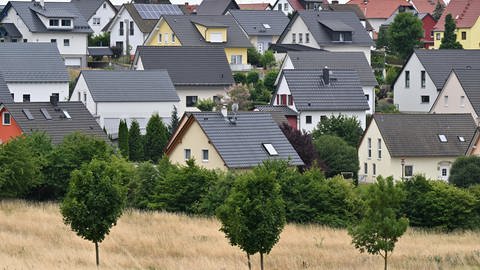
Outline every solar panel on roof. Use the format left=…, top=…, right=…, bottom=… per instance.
left=23, top=108, right=34, bottom=120
left=134, top=4, right=182, bottom=20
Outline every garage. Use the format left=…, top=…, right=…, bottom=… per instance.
left=64, top=57, right=82, bottom=67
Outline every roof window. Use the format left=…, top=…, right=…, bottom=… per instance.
left=263, top=143, right=278, bottom=156
left=458, top=136, right=465, bottom=142
left=22, top=109, right=34, bottom=120
left=438, top=134, right=447, bottom=143
left=263, top=24, right=271, bottom=29
left=62, top=110, right=71, bottom=119
left=40, top=108, right=52, bottom=120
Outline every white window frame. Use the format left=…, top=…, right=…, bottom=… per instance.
left=2, top=112, right=11, bottom=125
left=404, top=165, right=413, bottom=178
left=184, top=149, right=191, bottom=160
left=202, top=149, right=209, bottom=162
left=377, top=138, right=382, bottom=159
left=460, top=95, right=465, bottom=107
left=367, top=138, right=372, bottom=158
left=93, top=17, right=101, bottom=25
left=210, top=32, right=223, bottom=43
left=63, top=39, right=70, bottom=47
left=230, top=55, right=242, bottom=65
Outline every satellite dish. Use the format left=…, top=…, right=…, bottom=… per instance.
left=232, top=103, right=239, bottom=113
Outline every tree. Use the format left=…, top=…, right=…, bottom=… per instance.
left=387, top=12, right=423, bottom=59
left=217, top=163, right=286, bottom=270
left=233, top=72, right=247, bottom=84
left=196, top=98, right=216, bottom=111
left=348, top=176, right=408, bottom=270
left=432, top=1, right=445, bottom=21
left=314, top=135, right=359, bottom=179
left=144, top=113, right=169, bottom=162
left=263, top=70, right=279, bottom=94
left=439, top=14, right=463, bottom=49
left=260, top=50, right=276, bottom=69
left=88, top=32, right=110, bottom=47
left=376, top=26, right=388, bottom=49
left=128, top=120, right=144, bottom=162
left=61, top=158, right=128, bottom=266
left=280, top=123, right=324, bottom=169
left=118, top=119, right=129, bottom=158
left=449, top=156, right=480, bottom=188
left=312, top=114, right=363, bottom=147
left=247, top=47, right=261, bottom=66
left=246, top=70, right=260, bottom=85
left=249, top=81, right=272, bottom=105
left=168, top=105, right=180, bottom=137
left=223, top=84, right=252, bottom=110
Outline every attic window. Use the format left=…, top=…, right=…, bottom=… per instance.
left=40, top=108, right=52, bottom=120
left=62, top=110, right=71, bottom=119
left=438, top=134, right=447, bottom=143
left=23, top=109, right=34, bottom=120
left=458, top=136, right=465, bottom=142
left=263, top=143, right=278, bottom=156
left=263, top=24, right=271, bottom=29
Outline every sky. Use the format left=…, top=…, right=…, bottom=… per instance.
left=0, top=0, right=279, bottom=6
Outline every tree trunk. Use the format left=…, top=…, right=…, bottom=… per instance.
left=260, top=252, right=264, bottom=270
left=384, top=251, right=388, bottom=270
left=247, top=253, right=251, bottom=270
left=95, top=241, right=99, bottom=266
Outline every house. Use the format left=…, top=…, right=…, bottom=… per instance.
left=273, top=68, right=370, bottom=132
left=393, top=49, right=480, bottom=113
left=411, top=0, right=445, bottom=14
left=381, top=11, right=436, bottom=49
left=0, top=43, right=69, bottom=103
left=272, top=0, right=324, bottom=16
left=133, top=46, right=234, bottom=115
left=239, top=3, right=272, bottom=10
left=0, top=73, right=13, bottom=104
left=433, top=0, right=480, bottom=49
left=0, top=23, right=22, bottom=42
left=254, top=105, right=299, bottom=129
left=276, top=11, right=374, bottom=63
left=358, top=113, right=476, bottom=183
left=324, top=3, right=374, bottom=35
left=165, top=111, right=304, bottom=170
left=196, top=0, right=239, bottom=15
left=280, top=51, right=377, bottom=114
left=229, top=10, right=289, bottom=53
left=0, top=1, right=93, bottom=67
left=70, top=70, right=179, bottom=138
left=106, top=3, right=183, bottom=55
left=71, top=0, right=117, bottom=36
left=0, top=97, right=108, bottom=144
left=143, top=15, right=252, bottom=71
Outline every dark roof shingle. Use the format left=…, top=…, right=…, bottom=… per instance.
left=229, top=10, right=289, bottom=36
left=0, top=73, right=13, bottom=104
left=196, top=0, right=239, bottom=15
left=452, top=69, right=480, bottom=117
left=71, top=0, right=113, bottom=20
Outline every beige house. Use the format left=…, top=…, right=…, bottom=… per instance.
left=358, top=114, right=476, bottom=183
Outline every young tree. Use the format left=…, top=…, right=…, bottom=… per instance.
left=118, top=119, right=129, bottom=158
left=128, top=120, right=144, bottom=161
left=440, top=14, right=463, bottom=49
left=432, top=0, right=445, bottom=21
left=349, top=176, right=408, bottom=270
left=196, top=98, right=216, bottom=111
left=260, top=50, right=276, bottom=69
left=314, top=135, right=358, bottom=179
left=61, top=158, right=128, bottom=266
left=144, top=113, right=169, bottom=162
left=233, top=72, right=247, bottom=84
left=263, top=69, right=279, bottom=94
left=249, top=81, right=272, bottom=105
left=312, top=114, right=363, bottom=147
left=376, top=27, right=388, bottom=49
left=387, top=12, right=423, bottom=59
left=246, top=70, right=260, bottom=85
left=168, top=105, right=180, bottom=137
left=247, top=47, right=261, bottom=66
left=449, top=156, right=480, bottom=188
left=223, top=84, right=252, bottom=110
left=217, top=164, right=286, bottom=270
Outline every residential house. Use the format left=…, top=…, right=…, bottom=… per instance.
left=411, top=0, right=446, bottom=14
left=433, top=0, right=480, bottom=49
left=143, top=15, right=252, bottom=71
left=239, top=3, right=272, bottom=10
left=0, top=22, right=22, bottom=42
left=133, top=46, right=234, bottom=115
left=324, top=3, right=374, bottom=35
left=165, top=111, right=304, bottom=170
left=381, top=11, right=436, bottom=49
left=0, top=73, right=13, bottom=104
left=277, top=11, right=374, bottom=63
left=0, top=98, right=108, bottom=144
left=273, top=68, right=370, bottom=132
left=0, top=1, right=93, bottom=67
left=393, top=49, right=480, bottom=112
left=71, top=70, right=179, bottom=138
left=0, top=43, right=69, bottom=103
left=254, top=105, right=299, bottom=129
left=272, top=0, right=324, bottom=16
left=196, top=0, right=239, bottom=15
left=71, top=0, right=117, bottom=36
left=280, top=51, right=377, bottom=114
left=229, top=10, right=289, bottom=53
left=358, top=113, right=476, bottom=183
left=106, top=3, right=183, bottom=55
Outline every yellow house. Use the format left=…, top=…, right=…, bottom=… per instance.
left=433, top=0, right=480, bottom=49
left=358, top=114, right=476, bottom=183
left=165, top=111, right=304, bottom=170
left=144, top=15, right=252, bottom=70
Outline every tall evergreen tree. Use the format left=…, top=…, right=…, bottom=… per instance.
left=439, top=14, right=463, bottom=49
left=128, top=120, right=144, bottom=161
left=144, top=113, right=169, bottom=162
left=118, top=119, right=129, bottom=158
left=432, top=1, right=445, bottom=21
left=168, top=105, right=180, bottom=137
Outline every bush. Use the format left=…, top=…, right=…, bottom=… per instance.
left=260, top=50, right=276, bottom=69
left=111, top=46, right=122, bottom=59
left=385, top=65, right=401, bottom=86
left=263, top=69, right=278, bottom=94
left=196, top=98, right=216, bottom=111
left=233, top=72, right=247, bottom=84
left=246, top=70, right=259, bottom=85
left=312, top=114, right=363, bottom=147
left=376, top=99, right=398, bottom=113
left=449, top=156, right=480, bottom=188
left=196, top=172, right=235, bottom=216
left=247, top=48, right=261, bottom=66
left=88, top=32, right=110, bottom=47
left=314, top=135, right=359, bottom=179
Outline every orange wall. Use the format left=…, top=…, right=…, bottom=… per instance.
left=0, top=107, right=23, bottom=144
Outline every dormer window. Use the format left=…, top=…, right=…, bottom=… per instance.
left=48, top=18, right=73, bottom=29
left=49, top=19, right=59, bottom=27
left=319, top=20, right=353, bottom=43
left=61, top=19, right=71, bottom=27
left=332, top=32, right=352, bottom=42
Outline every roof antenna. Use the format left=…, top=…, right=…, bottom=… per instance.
left=228, top=103, right=238, bottom=124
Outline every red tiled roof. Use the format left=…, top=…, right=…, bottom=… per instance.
left=287, top=0, right=305, bottom=11
left=412, top=0, right=445, bottom=14
left=347, top=0, right=413, bottom=19
left=239, top=3, right=271, bottom=10
left=434, top=0, right=480, bottom=31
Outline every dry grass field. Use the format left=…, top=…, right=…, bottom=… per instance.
left=0, top=200, right=479, bottom=270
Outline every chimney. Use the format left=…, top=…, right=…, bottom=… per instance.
left=50, top=94, right=59, bottom=106
left=40, top=0, right=45, bottom=9
left=221, top=105, right=228, bottom=119
left=323, top=66, right=330, bottom=85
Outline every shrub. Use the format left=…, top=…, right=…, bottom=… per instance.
left=233, top=72, right=247, bottom=84
left=312, top=114, right=363, bottom=147
left=314, top=135, right=359, bottom=179
left=246, top=70, right=259, bottom=85
left=247, top=47, right=261, bottom=66
left=196, top=98, right=216, bottom=111
left=449, top=156, right=480, bottom=188
left=263, top=69, right=278, bottom=94
left=110, top=46, right=122, bottom=58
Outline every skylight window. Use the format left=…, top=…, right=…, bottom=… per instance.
left=458, top=136, right=465, bottom=142
left=22, top=109, right=34, bottom=120
left=263, top=143, right=278, bottom=156
left=40, top=108, right=52, bottom=120
left=438, top=134, right=447, bottom=143
left=62, top=110, right=71, bottom=119
left=263, top=24, right=271, bottom=29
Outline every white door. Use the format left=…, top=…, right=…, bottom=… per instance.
left=439, top=165, right=449, bottom=181
left=64, top=57, right=81, bottom=67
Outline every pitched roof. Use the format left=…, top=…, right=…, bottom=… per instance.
left=451, top=69, right=480, bottom=117
left=324, top=4, right=374, bottom=31
left=286, top=0, right=305, bottom=11
left=122, top=3, right=183, bottom=33
left=280, top=69, right=370, bottom=111
left=269, top=43, right=325, bottom=53
left=196, top=0, right=239, bottom=15
left=136, top=46, right=234, bottom=86
left=287, top=51, right=377, bottom=86
left=229, top=10, right=289, bottom=36
left=0, top=43, right=68, bottom=83
left=4, top=101, right=108, bottom=144
left=239, top=3, right=271, bottom=10
left=160, top=15, right=252, bottom=48
left=0, top=23, right=22, bottom=37
left=411, top=0, right=445, bottom=14
left=347, top=0, right=413, bottom=19
left=0, top=73, right=13, bottom=104
left=434, top=0, right=480, bottom=31
left=81, top=70, right=179, bottom=103
left=373, top=113, right=476, bottom=157
left=191, top=111, right=304, bottom=168
left=87, top=46, right=113, bottom=56
left=255, top=105, right=298, bottom=115
left=71, top=0, right=115, bottom=20
left=1, top=1, right=92, bottom=33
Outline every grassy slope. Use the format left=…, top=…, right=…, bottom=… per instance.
left=0, top=200, right=479, bottom=269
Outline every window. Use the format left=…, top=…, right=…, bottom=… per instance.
left=405, top=71, right=410, bottom=88
left=93, top=18, right=101, bottom=25
left=421, top=95, right=430, bottom=103
left=364, top=162, right=368, bottom=174
left=367, top=138, right=372, bottom=158
left=263, top=24, right=271, bottom=29
left=2, top=112, right=11, bottom=125
left=292, top=33, right=296, bottom=43
left=23, top=94, right=30, bottom=102
left=23, top=109, right=34, bottom=120
left=284, top=3, right=288, bottom=11
left=62, top=110, right=71, bottom=119
left=23, top=39, right=27, bottom=42
left=444, top=95, right=448, bottom=106
left=83, top=92, right=87, bottom=102
left=365, top=94, right=369, bottom=101
left=276, top=94, right=279, bottom=105
left=461, top=31, right=467, bottom=40
left=11, top=93, right=14, bottom=100
left=377, top=139, right=382, bottom=159
left=299, top=33, right=303, bottom=43
left=263, top=143, right=278, bottom=156
left=404, top=165, right=413, bottom=177
left=63, top=39, right=70, bottom=46
left=230, top=55, right=242, bottom=65
left=288, top=95, right=293, bottom=105
left=202, top=149, right=209, bottom=161
left=158, top=33, right=162, bottom=43
left=186, top=96, right=198, bottom=107
left=103, top=3, right=107, bottom=8
left=332, top=32, right=352, bottom=42
left=257, top=42, right=264, bottom=53
left=438, top=134, right=447, bottom=142
left=61, top=19, right=71, bottom=27
left=119, top=22, right=124, bottom=36
left=278, top=3, right=282, bottom=10
left=50, top=39, right=57, bottom=43
left=320, top=115, right=327, bottom=121
left=436, top=33, right=441, bottom=40
left=49, top=19, right=59, bottom=26
left=129, top=21, right=134, bottom=36
left=306, top=33, right=310, bottom=43
left=209, top=32, right=222, bottom=43
left=460, top=95, right=465, bottom=107
left=441, top=168, right=447, bottom=177
left=458, top=136, right=465, bottom=142
left=184, top=149, right=191, bottom=160
left=115, top=41, right=123, bottom=49
left=77, top=91, right=81, bottom=101
left=172, top=33, right=175, bottom=42
left=372, top=163, right=376, bottom=176
left=421, top=70, right=426, bottom=88
left=305, top=115, right=312, bottom=124
left=281, top=94, right=287, bottom=105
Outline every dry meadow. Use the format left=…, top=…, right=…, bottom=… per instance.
left=0, top=200, right=479, bottom=270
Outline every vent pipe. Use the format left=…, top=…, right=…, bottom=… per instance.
left=323, top=66, right=330, bottom=85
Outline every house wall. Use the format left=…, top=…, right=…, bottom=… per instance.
left=470, top=138, right=480, bottom=156
left=393, top=52, right=438, bottom=112
left=193, top=24, right=228, bottom=42
left=272, top=0, right=293, bottom=16
left=225, top=47, right=248, bottom=65
left=434, top=17, right=480, bottom=49
left=323, top=45, right=371, bottom=65
left=147, top=20, right=182, bottom=46
left=299, top=110, right=366, bottom=132
left=0, top=107, right=22, bottom=144
left=109, top=7, right=145, bottom=55
left=422, top=15, right=436, bottom=49
left=8, top=82, right=69, bottom=102
left=88, top=1, right=117, bottom=36
left=280, top=17, right=320, bottom=49
left=176, top=85, right=228, bottom=116
left=250, top=35, right=277, bottom=53
left=168, top=119, right=227, bottom=171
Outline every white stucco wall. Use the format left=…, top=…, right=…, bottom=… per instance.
left=272, top=0, right=292, bottom=16
left=108, top=7, right=146, bottom=55
left=280, top=17, right=321, bottom=49
left=368, top=18, right=386, bottom=33
left=88, top=1, right=117, bottom=36
left=300, top=111, right=366, bottom=132
left=176, top=85, right=228, bottom=116
left=8, top=82, right=69, bottom=102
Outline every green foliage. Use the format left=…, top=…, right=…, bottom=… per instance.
left=224, top=84, right=252, bottom=110
left=196, top=98, right=216, bottom=111
left=385, top=65, right=401, bottom=86
left=280, top=123, right=323, bottom=169
left=376, top=100, right=399, bottom=113
left=349, top=176, right=408, bottom=270
left=449, top=156, right=480, bottom=188
left=118, top=119, right=129, bottom=158
left=440, top=14, right=463, bottom=49
left=314, top=135, right=359, bottom=179
left=376, top=27, right=388, bottom=49
left=110, top=46, right=122, bottom=58
left=387, top=12, right=423, bottom=59
left=249, top=81, right=272, bottom=105
left=128, top=120, right=144, bottom=162
left=168, top=105, right=180, bottom=137
left=260, top=50, right=276, bottom=69
left=247, top=47, right=261, bottom=66
left=88, top=32, right=110, bottom=47
left=263, top=69, right=279, bottom=94
left=144, top=113, right=168, bottom=163
left=233, top=72, right=247, bottom=84
left=432, top=1, right=445, bottom=21
left=312, top=114, right=363, bottom=147
left=246, top=70, right=260, bottom=85
left=196, top=172, right=236, bottom=216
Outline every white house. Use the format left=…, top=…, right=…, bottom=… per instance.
left=0, top=1, right=93, bottom=67
left=71, top=70, right=180, bottom=138
left=71, top=0, right=117, bottom=36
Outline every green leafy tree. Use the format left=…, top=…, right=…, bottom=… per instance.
left=233, top=72, right=247, bottom=84
left=217, top=162, right=286, bottom=270
left=249, top=81, right=272, bottom=105
left=314, top=135, right=359, bottom=179
left=196, top=172, right=236, bottom=216
left=144, top=113, right=169, bottom=162
left=128, top=120, right=144, bottom=162
left=312, top=115, right=363, bottom=147
left=168, top=105, right=180, bottom=137
left=432, top=0, right=445, bottom=21
left=376, top=26, right=388, bottom=49
left=61, top=158, right=128, bottom=266
left=387, top=12, right=423, bottom=59
left=246, top=70, right=260, bottom=85
left=247, top=47, right=261, bottom=66
left=196, top=98, right=216, bottom=111
left=260, top=50, right=276, bottom=69
left=349, top=176, right=408, bottom=270
left=88, top=32, right=110, bottom=46
left=263, top=69, right=279, bottom=94
left=440, top=14, right=463, bottom=49
left=118, top=119, right=129, bottom=158
left=449, top=156, right=480, bottom=187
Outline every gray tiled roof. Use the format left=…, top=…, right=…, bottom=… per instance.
left=87, top=46, right=113, bottom=56
left=162, top=15, right=252, bottom=48
left=2, top=1, right=92, bottom=33
left=287, top=51, right=377, bottom=86
left=71, top=0, right=114, bottom=21
left=229, top=10, right=289, bottom=36
left=374, top=113, right=476, bottom=157
left=255, top=105, right=298, bottom=115
left=280, top=69, right=369, bottom=111
left=0, top=23, right=22, bottom=37
left=5, top=101, right=108, bottom=144
left=0, top=43, right=69, bottom=83
left=81, top=70, right=179, bottom=103
left=136, top=46, right=234, bottom=86
left=452, top=69, right=480, bottom=117
left=196, top=0, right=239, bottom=15
left=192, top=111, right=304, bottom=168
left=0, top=73, right=13, bottom=104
